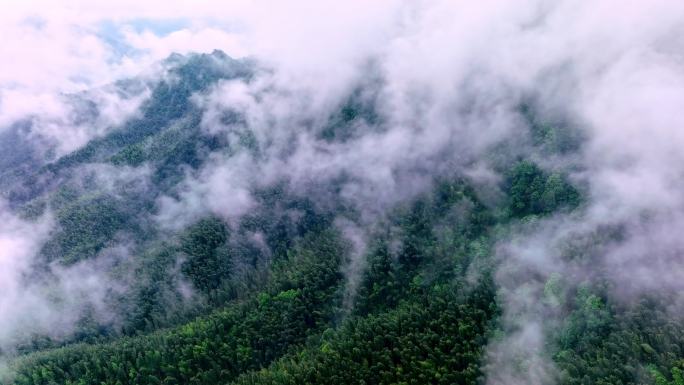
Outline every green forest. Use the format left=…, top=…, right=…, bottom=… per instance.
left=1, top=50, right=683, bottom=385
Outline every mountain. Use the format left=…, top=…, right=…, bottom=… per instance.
left=0, top=50, right=683, bottom=385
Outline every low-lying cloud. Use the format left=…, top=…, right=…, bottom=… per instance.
left=2, top=2, right=684, bottom=384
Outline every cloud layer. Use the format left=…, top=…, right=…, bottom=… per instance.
left=3, top=2, right=684, bottom=384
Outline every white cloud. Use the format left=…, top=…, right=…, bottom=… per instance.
left=3, top=2, right=684, bottom=383
left=0, top=201, right=123, bottom=353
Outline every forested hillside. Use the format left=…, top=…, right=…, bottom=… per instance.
left=0, top=52, right=677, bottom=385
left=2, top=2, right=684, bottom=385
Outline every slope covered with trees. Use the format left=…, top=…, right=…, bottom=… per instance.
left=1, top=51, right=682, bottom=385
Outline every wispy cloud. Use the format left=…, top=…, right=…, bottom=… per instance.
left=2, top=3, right=684, bottom=384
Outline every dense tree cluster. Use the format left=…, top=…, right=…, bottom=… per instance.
left=2, top=53, right=680, bottom=385
left=555, top=291, right=684, bottom=385
left=6, top=176, right=501, bottom=385
left=10, top=230, right=344, bottom=385
left=506, top=160, right=580, bottom=218
left=233, top=278, right=497, bottom=385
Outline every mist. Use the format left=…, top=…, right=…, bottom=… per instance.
left=2, top=1, right=684, bottom=384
